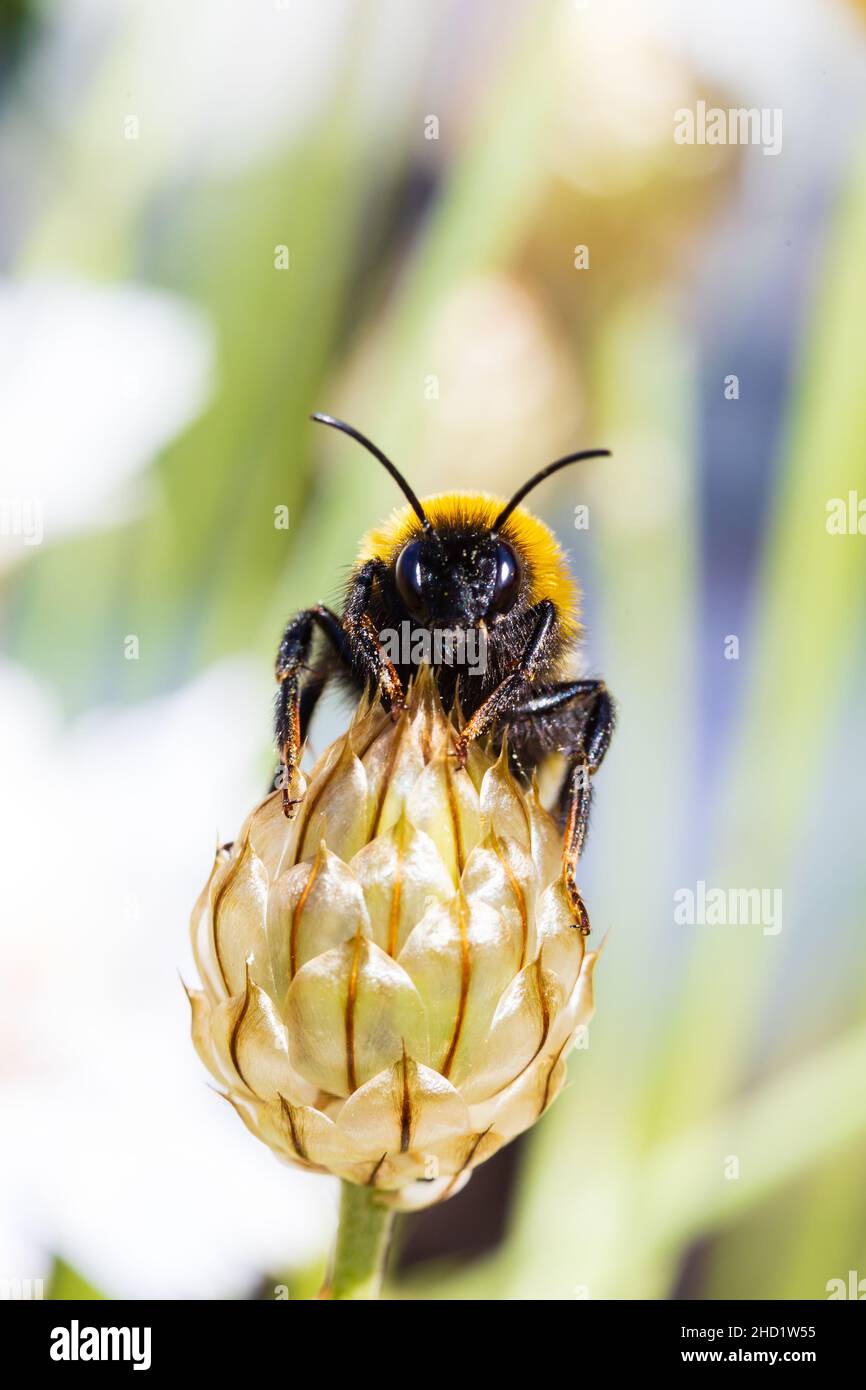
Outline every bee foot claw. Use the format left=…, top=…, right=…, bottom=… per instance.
left=564, top=879, right=591, bottom=935
left=451, top=737, right=469, bottom=770
left=281, top=788, right=305, bottom=820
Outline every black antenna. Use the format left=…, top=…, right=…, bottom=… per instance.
left=310, top=413, right=430, bottom=530
left=492, top=448, right=611, bottom=532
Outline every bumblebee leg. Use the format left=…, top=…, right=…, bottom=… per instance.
left=503, top=679, right=615, bottom=934
left=298, top=673, right=327, bottom=738
left=274, top=563, right=405, bottom=816
left=505, top=677, right=608, bottom=725
left=559, top=686, right=614, bottom=934
left=452, top=600, right=556, bottom=767
left=268, top=672, right=329, bottom=796
left=274, top=605, right=348, bottom=816
left=342, top=558, right=406, bottom=716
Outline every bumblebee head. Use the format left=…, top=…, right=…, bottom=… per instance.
left=311, top=413, right=610, bottom=632
left=391, top=527, right=519, bottom=627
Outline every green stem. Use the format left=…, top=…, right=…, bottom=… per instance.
left=325, top=1181, right=395, bottom=1300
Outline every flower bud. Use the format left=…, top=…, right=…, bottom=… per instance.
left=188, top=671, right=599, bottom=1210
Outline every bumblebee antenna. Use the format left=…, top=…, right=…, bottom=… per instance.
left=492, top=447, right=611, bottom=532
left=310, top=413, right=431, bottom=530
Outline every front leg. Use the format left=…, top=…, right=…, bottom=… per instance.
left=275, top=562, right=406, bottom=817
left=453, top=600, right=556, bottom=768
left=503, top=678, right=615, bottom=935
left=342, top=558, right=406, bottom=715
left=274, top=605, right=348, bottom=817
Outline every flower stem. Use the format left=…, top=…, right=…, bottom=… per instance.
left=325, top=1181, right=395, bottom=1300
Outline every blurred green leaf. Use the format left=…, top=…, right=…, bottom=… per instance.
left=648, top=142, right=866, bottom=1143
left=405, top=1020, right=866, bottom=1300
left=9, top=68, right=369, bottom=707
left=47, top=1255, right=105, bottom=1301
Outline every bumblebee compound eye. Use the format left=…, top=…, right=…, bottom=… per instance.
left=489, top=540, right=521, bottom=615
left=394, top=539, right=427, bottom=614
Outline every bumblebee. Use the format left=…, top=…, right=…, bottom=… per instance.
left=274, top=413, right=615, bottom=934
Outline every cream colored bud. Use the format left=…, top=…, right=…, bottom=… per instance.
left=188, top=672, right=599, bottom=1210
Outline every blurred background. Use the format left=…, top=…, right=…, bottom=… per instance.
left=1, top=0, right=866, bottom=1301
